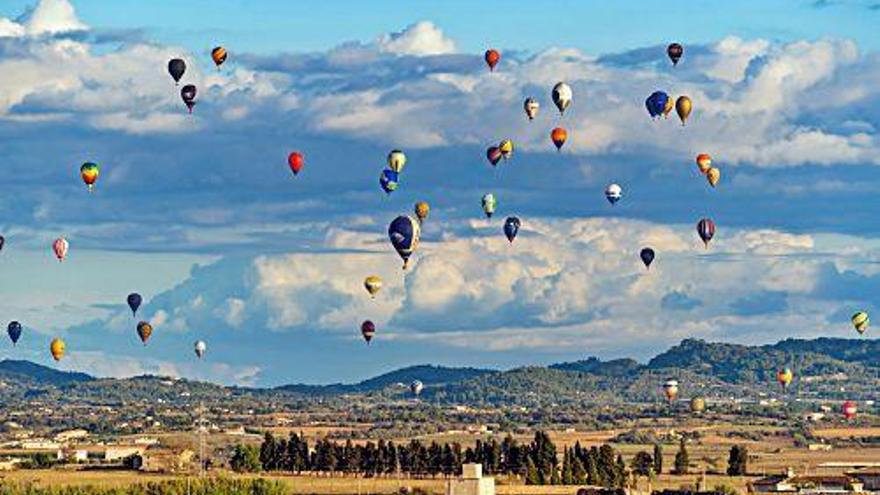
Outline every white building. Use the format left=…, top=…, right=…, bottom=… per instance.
left=447, top=463, right=494, bottom=495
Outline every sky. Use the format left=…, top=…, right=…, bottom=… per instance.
left=1, top=0, right=880, bottom=386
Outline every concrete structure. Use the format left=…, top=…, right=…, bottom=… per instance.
left=54, top=429, right=88, bottom=443
left=847, top=470, right=880, bottom=492
left=139, top=448, right=195, bottom=473
left=104, top=446, right=147, bottom=462
left=751, top=469, right=867, bottom=494
left=446, top=463, right=494, bottom=495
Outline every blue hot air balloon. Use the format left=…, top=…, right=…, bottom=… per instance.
left=388, top=215, right=421, bottom=269
left=127, top=293, right=142, bottom=317
left=7, top=321, right=22, bottom=346
left=380, top=169, right=399, bottom=195
left=640, top=247, right=655, bottom=269
left=504, top=217, right=521, bottom=243
left=645, top=91, right=669, bottom=119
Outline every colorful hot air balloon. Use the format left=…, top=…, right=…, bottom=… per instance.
left=696, top=154, right=712, bottom=174
left=499, top=139, right=514, bottom=160
left=504, top=217, right=521, bottom=243
left=605, top=183, right=622, bottom=205
left=361, top=320, right=376, bottom=344
left=552, top=82, right=572, bottom=115
left=777, top=368, right=793, bottom=391
left=167, top=58, right=186, bottom=84
left=288, top=152, right=304, bottom=176
left=414, top=201, right=430, bottom=224
left=127, top=293, right=142, bottom=317
left=690, top=397, right=706, bottom=413
left=706, top=167, right=721, bottom=188
left=486, top=146, right=503, bottom=167
left=136, top=321, right=153, bottom=345
left=211, top=46, right=227, bottom=68
left=842, top=400, right=857, bottom=420
left=645, top=91, right=669, bottom=119
left=667, top=43, right=683, bottom=66
left=481, top=193, right=497, bottom=218
left=640, top=247, right=655, bottom=269
left=80, top=162, right=99, bottom=192
left=662, top=97, right=674, bottom=119
left=364, top=276, right=382, bottom=298
left=551, top=127, right=568, bottom=151
left=53, top=237, right=68, bottom=262
left=484, top=49, right=500, bottom=71
left=697, top=218, right=716, bottom=248
left=387, top=150, right=407, bottom=174
left=663, top=380, right=679, bottom=402
left=675, top=96, right=692, bottom=125
left=380, top=169, right=399, bottom=195
left=852, top=311, right=869, bottom=334
left=388, top=216, right=421, bottom=269
left=194, top=340, right=207, bottom=359
left=7, top=321, right=22, bottom=346
left=523, top=97, right=540, bottom=120
left=181, top=84, right=197, bottom=113
left=410, top=379, right=424, bottom=396
left=50, top=338, right=65, bottom=361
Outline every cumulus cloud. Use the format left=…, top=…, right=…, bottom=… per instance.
left=0, top=0, right=86, bottom=38
left=377, top=21, right=456, bottom=56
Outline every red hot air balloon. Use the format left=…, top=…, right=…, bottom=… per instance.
left=361, top=320, right=376, bottom=344
left=551, top=127, right=568, bottom=151
left=288, top=152, right=304, bottom=175
left=842, top=400, right=857, bottom=420
left=484, top=49, right=500, bottom=71
left=486, top=146, right=503, bottom=167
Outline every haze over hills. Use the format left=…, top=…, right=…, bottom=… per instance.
left=1, top=337, right=878, bottom=406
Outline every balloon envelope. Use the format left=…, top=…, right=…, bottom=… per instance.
left=80, top=162, right=99, bottom=190
left=696, top=154, right=712, bottom=174
left=7, top=321, right=22, bottom=346
left=288, top=152, right=304, bottom=175
left=388, top=216, right=421, bottom=269
left=361, top=320, right=376, bottom=343
left=667, top=43, right=683, bottom=65
left=364, top=276, right=382, bottom=298
left=481, top=194, right=497, bottom=218
left=484, top=49, right=500, bottom=71
left=552, top=82, right=572, bottom=115
left=504, top=217, right=521, bottom=243
left=706, top=167, right=721, bottom=187
left=414, top=202, right=430, bottom=223
left=852, top=311, right=869, bottom=334
left=410, top=380, right=424, bottom=396
left=640, top=248, right=655, bottom=269
left=605, top=184, right=622, bottom=205
left=211, top=46, right=227, bottom=67
left=194, top=340, right=207, bottom=358
left=676, top=96, right=692, bottom=125
left=168, top=58, right=186, bottom=83
left=53, top=237, right=68, bottom=262
left=50, top=338, right=65, bottom=361
left=777, top=368, right=793, bottom=389
left=486, top=146, right=502, bottom=166
left=645, top=91, right=669, bottom=119
left=136, top=321, right=153, bottom=345
left=551, top=127, right=568, bottom=151
left=127, top=293, right=142, bottom=316
left=387, top=150, right=407, bottom=173
left=380, top=169, right=399, bottom=195
left=697, top=218, right=716, bottom=247
left=523, top=97, right=539, bottom=120
left=181, top=84, right=197, bottom=113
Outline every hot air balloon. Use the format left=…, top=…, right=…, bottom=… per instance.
left=696, top=154, right=712, bottom=174
left=697, top=218, right=716, bottom=248
left=136, top=321, right=153, bottom=345
left=211, top=46, right=227, bottom=68
left=645, top=91, right=669, bottom=119
left=0, top=235, right=5, bottom=252
left=675, top=96, right=692, bottom=125
left=288, top=152, right=304, bottom=176
left=380, top=169, right=399, bottom=195
left=414, top=202, right=430, bottom=224
left=777, top=368, right=793, bottom=391
left=387, top=150, right=407, bottom=174
left=706, top=167, right=721, bottom=187
left=484, top=49, right=500, bottom=71
left=504, top=217, right=520, bottom=243
left=168, top=58, right=186, bottom=84
left=640, top=248, right=655, bottom=269
left=852, top=311, right=869, bottom=334
left=194, top=340, right=207, bottom=359
left=551, top=127, right=568, bottom=151
left=80, top=162, right=99, bottom=192
left=663, top=379, right=679, bottom=402
left=523, top=97, right=539, bottom=120
left=499, top=139, right=514, bottom=160
left=481, top=193, right=497, bottom=218
left=605, top=183, right=622, bottom=205
left=842, top=400, right=857, bottom=420
left=53, top=237, right=68, bottom=262
left=127, top=293, right=142, bottom=316
left=486, top=146, right=503, bottom=167
left=364, top=276, right=382, bottom=298
left=361, top=320, right=376, bottom=344
left=50, top=338, right=65, bottom=361
left=410, top=379, right=424, bottom=396
left=7, top=321, right=22, bottom=346
left=667, top=43, right=683, bottom=66
left=181, top=84, right=197, bottom=113
left=690, top=397, right=706, bottom=413
left=388, top=216, right=421, bottom=269
left=552, top=82, right=572, bottom=115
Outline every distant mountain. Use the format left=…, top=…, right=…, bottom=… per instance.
left=0, top=359, right=93, bottom=386
left=550, top=357, right=643, bottom=376
left=276, top=364, right=495, bottom=395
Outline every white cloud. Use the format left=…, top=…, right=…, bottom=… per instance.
left=377, top=21, right=455, bottom=56
left=0, top=0, right=86, bottom=38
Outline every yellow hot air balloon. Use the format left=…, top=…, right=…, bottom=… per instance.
left=777, top=368, right=793, bottom=391
left=50, top=338, right=65, bottom=361
left=675, top=96, right=692, bottom=125
left=364, top=276, right=382, bottom=298
left=387, top=150, right=407, bottom=173
left=414, top=201, right=430, bottom=224
left=663, top=97, right=674, bottom=119
left=695, top=154, right=712, bottom=174
left=706, top=167, right=721, bottom=187
left=498, top=139, right=514, bottom=160
left=852, top=311, right=869, bottom=334
left=690, top=397, right=706, bottom=413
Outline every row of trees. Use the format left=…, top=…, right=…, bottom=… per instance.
left=630, top=441, right=748, bottom=477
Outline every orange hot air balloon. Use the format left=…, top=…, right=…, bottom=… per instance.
left=484, top=49, right=500, bottom=71
left=706, top=167, right=721, bottom=188
left=551, top=127, right=568, bottom=151
left=80, top=162, right=99, bottom=192
left=776, top=368, right=793, bottom=391
left=695, top=154, right=712, bottom=174
left=211, top=46, right=227, bottom=68
left=288, top=152, right=304, bottom=175
left=136, top=321, right=153, bottom=345
left=50, top=338, right=65, bottom=361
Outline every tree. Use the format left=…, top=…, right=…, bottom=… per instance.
left=631, top=451, right=653, bottom=476
left=562, top=449, right=574, bottom=485
left=653, top=443, right=663, bottom=474
left=727, top=445, right=748, bottom=476
left=572, top=453, right=586, bottom=484
left=231, top=444, right=261, bottom=473
left=674, top=439, right=689, bottom=475
left=525, top=457, right=541, bottom=485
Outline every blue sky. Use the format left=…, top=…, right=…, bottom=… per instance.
left=0, top=0, right=879, bottom=386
